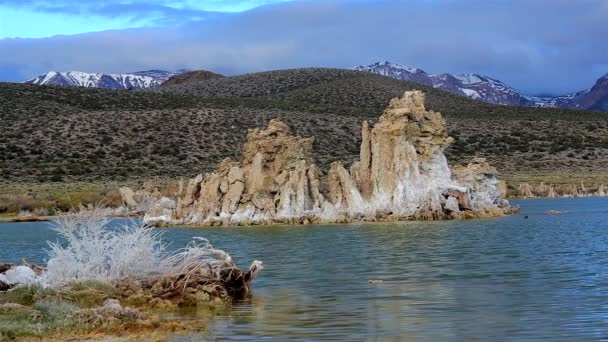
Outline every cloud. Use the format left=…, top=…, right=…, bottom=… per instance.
left=0, top=0, right=292, bottom=22
left=37, top=3, right=219, bottom=24
left=0, top=1, right=225, bottom=26
left=1, top=0, right=607, bottom=94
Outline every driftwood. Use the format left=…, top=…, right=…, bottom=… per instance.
left=137, top=260, right=263, bottom=302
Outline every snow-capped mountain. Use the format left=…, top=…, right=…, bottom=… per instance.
left=354, top=62, right=534, bottom=106
left=24, top=70, right=187, bottom=90
left=526, top=92, right=582, bottom=109
left=354, top=62, right=608, bottom=111
left=570, top=73, right=608, bottom=111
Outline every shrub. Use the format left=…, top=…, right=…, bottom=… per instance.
left=43, top=212, right=236, bottom=287
left=49, top=174, right=64, bottom=182
left=55, top=192, right=104, bottom=212
left=32, top=299, right=78, bottom=329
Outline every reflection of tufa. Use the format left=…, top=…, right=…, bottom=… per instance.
left=144, top=91, right=515, bottom=227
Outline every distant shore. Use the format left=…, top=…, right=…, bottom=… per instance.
left=0, top=213, right=142, bottom=224
left=0, top=215, right=52, bottom=223
left=2, top=174, right=607, bottom=223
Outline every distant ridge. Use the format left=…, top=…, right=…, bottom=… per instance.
left=354, top=61, right=608, bottom=111
left=24, top=70, right=187, bottom=90
left=161, top=70, right=224, bottom=87
left=21, top=64, right=608, bottom=111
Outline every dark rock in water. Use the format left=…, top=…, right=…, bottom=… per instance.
left=0, top=263, right=15, bottom=291
left=0, top=263, right=14, bottom=274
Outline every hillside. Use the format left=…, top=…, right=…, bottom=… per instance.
left=156, top=68, right=600, bottom=119
left=161, top=70, right=224, bottom=87
left=2, top=68, right=607, bottom=192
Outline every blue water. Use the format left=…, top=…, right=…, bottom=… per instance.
left=1, top=198, right=608, bottom=340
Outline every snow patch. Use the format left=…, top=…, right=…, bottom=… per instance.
left=455, top=74, right=484, bottom=85
left=461, top=88, right=481, bottom=100
left=24, top=70, right=183, bottom=90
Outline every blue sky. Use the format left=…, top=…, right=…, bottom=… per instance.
left=0, top=0, right=607, bottom=95
left=0, top=0, right=291, bottom=38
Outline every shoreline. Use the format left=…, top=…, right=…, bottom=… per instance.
left=2, top=174, right=607, bottom=219
left=2, top=196, right=607, bottom=226
left=0, top=216, right=53, bottom=223
left=1, top=208, right=520, bottom=228
left=0, top=213, right=142, bottom=224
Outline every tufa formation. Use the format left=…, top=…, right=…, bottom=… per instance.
left=144, top=91, right=514, bottom=226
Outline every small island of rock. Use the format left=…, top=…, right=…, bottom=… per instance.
left=144, top=91, right=515, bottom=226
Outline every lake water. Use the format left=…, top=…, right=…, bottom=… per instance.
left=1, top=198, right=608, bottom=340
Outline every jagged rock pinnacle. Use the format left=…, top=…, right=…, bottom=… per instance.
left=144, top=91, right=513, bottom=226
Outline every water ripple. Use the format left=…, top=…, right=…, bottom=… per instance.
left=1, top=197, right=608, bottom=340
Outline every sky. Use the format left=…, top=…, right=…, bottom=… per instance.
left=0, top=0, right=607, bottom=95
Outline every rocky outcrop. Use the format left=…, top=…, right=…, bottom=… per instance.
left=119, top=183, right=165, bottom=214
left=143, top=197, right=176, bottom=227
left=119, top=187, right=138, bottom=208
left=0, top=260, right=43, bottom=291
left=146, top=91, right=513, bottom=226
left=169, top=119, right=324, bottom=225
left=452, top=158, right=509, bottom=209
left=516, top=182, right=608, bottom=198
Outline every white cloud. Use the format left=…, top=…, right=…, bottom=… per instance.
left=1, top=0, right=607, bottom=94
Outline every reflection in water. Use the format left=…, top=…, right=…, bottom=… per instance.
left=2, top=198, right=608, bottom=340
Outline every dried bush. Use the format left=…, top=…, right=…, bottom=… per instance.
left=42, top=211, right=259, bottom=289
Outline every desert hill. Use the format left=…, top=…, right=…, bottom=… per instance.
left=160, top=70, right=224, bottom=87
left=1, top=68, right=607, bottom=192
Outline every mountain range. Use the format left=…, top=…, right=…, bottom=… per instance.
left=353, top=62, right=608, bottom=111
left=24, top=70, right=187, bottom=90
left=21, top=64, right=608, bottom=111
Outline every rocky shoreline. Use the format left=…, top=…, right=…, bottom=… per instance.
left=0, top=214, right=264, bottom=340
left=139, top=91, right=515, bottom=227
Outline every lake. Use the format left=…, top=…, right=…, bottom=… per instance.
left=1, top=198, right=608, bottom=340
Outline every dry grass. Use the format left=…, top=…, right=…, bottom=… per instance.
left=0, top=179, right=179, bottom=214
